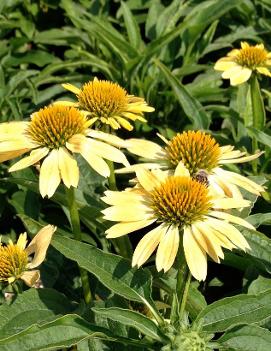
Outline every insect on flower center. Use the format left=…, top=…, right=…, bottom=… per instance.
left=27, top=105, right=89, bottom=149
left=165, top=131, right=221, bottom=175
left=78, top=80, right=129, bottom=120
left=150, top=176, right=212, bottom=226
left=0, top=244, right=28, bottom=282
left=236, top=46, right=268, bottom=68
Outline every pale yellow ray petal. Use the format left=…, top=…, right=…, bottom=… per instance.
left=115, top=163, right=163, bottom=174
left=133, top=224, right=167, bottom=268
left=115, top=116, right=133, bottom=131
left=0, top=149, right=29, bottom=162
left=9, top=147, right=49, bottom=172
left=126, top=138, right=165, bottom=159
left=102, top=190, right=145, bottom=206
left=39, top=150, right=61, bottom=198
left=108, top=117, right=120, bottom=129
left=212, top=197, right=250, bottom=209
left=87, top=130, right=126, bottom=148
left=174, top=161, right=190, bottom=177
left=219, top=150, right=245, bottom=159
left=222, top=65, right=243, bottom=79
left=156, top=225, right=179, bottom=272
left=191, top=224, right=220, bottom=263
left=102, top=204, right=153, bottom=222
left=214, top=59, right=237, bottom=71
left=106, top=218, right=156, bottom=238
left=136, top=168, right=161, bottom=192
left=66, top=134, right=86, bottom=153
left=209, top=174, right=244, bottom=199
left=183, top=227, right=207, bottom=281
left=256, top=67, right=271, bottom=77
left=219, top=151, right=263, bottom=164
left=206, top=217, right=250, bottom=251
left=87, top=139, right=129, bottom=166
left=0, top=139, right=35, bottom=152
left=20, top=270, right=40, bottom=287
left=227, top=49, right=240, bottom=57
left=230, top=67, right=252, bottom=86
left=82, top=151, right=110, bottom=177
left=16, top=233, right=28, bottom=250
left=241, top=42, right=249, bottom=49
left=213, top=168, right=264, bottom=194
left=219, top=145, right=234, bottom=153
left=58, top=147, right=79, bottom=188
left=53, top=100, right=78, bottom=107
left=62, top=83, right=81, bottom=95
left=208, top=210, right=255, bottom=230
left=26, top=225, right=57, bottom=268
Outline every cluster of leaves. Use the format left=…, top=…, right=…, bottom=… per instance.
left=1, top=0, right=271, bottom=350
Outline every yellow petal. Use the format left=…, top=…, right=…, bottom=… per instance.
left=115, top=116, right=133, bottom=131
left=106, top=218, right=156, bottom=238
left=115, top=163, right=162, bottom=174
left=0, top=139, right=34, bottom=152
left=9, top=147, right=49, bottom=172
left=66, top=134, right=86, bottom=153
left=62, top=83, right=81, bottom=95
left=102, top=204, right=153, bottom=222
left=126, top=138, right=165, bottom=159
left=26, top=225, right=56, bottom=268
left=80, top=143, right=110, bottom=178
left=39, top=150, right=61, bottom=198
left=191, top=224, right=220, bottom=263
left=133, top=224, right=167, bottom=268
left=58, top=147, right=79, bottom=188
left=156, top=225, right=179, bottom=272
left=53, top=100, right=78, bottom=107
left=230, top=67, right=252, bottom=86
left=87, top=130, right=126, bottom=148
left=256, top=67, right=271, bottom=77
left=241, top=42, right=249, bottom=49
left=20, top=270, right=40, bottom=287
left=136, top=168, right=161, bottom=191
left=183, top=226, right=207, bottom=281
left=102, top=190, right=145, bottom=206
left=174, top=161, right=190, bottom=177
left=16, top=233, right=28, bottom=250
left=208, top=210, right=255, bottom=230
left=88, top=139, right=129, bottom=166
left=214, top=58, right=237, bottom=71
left=0, top=149, right=29, bottom=162
left=212, top=197, right=250, bottom=209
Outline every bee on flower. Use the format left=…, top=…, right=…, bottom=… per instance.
left=0, top=105, right=129, bottom=198
left=102, top=164, right=253, bottom=281
left=0, top=225, right=56, bottom=287
left=55, top=77, right=154, bottom=131
left=117, top=130, right=264, bottom=200
left=214, top=42, right=271, bottom=85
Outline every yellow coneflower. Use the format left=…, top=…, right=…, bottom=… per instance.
left=214, top=42, right=271, bottom=85
left=102, top=165, right=252, bottom=281
left=55, top=77, right=154, bottom=131
left=0, top=225, right=56, bottom=286
left=0, top=105, right=129, bottom=198
left=117, top=130, right=264, bottom=200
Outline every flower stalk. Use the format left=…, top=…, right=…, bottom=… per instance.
left=65, top=187, right=92, bottom=304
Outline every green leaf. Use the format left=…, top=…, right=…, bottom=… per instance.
left=248, top=276, right=271, bottom=295
left=218, top=325, right=271, bottom=351
left=247, top=127, right=271, bottom=148
left=0, top=314, right=111, bottom=351
left=93, top=307, right=165, bottom=341
left=196, top=289, right=271, bottom=332
left=121, top=1, right=142, bottom=50
left=154, top=59, right=210, bottom=129
left=247, top=213, right=271, bottom=228
left=249, top=74, right=266, bottom=130
left=52, top=236, right=154, bottom=305
left=0, top=288, right=75, bottom=340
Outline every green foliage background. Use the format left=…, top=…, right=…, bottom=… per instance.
left=1, top=0, right=271, bottom=350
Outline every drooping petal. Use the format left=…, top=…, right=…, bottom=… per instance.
left=87, top=130, right=126, bottom=148
left=9, top=147, right=49, bottom=172
left=230, top=67, right=252, bottom=86
left=102, top=204, right=153, bottom=222
left=0, top=149, right=29, bottom=163
left=102, top=190, right=145, bottom=206
left=39, top=150, right=61, bottom=198
left=183, top=226, right=207, bottom=281
left=126, top=138, right=165, bottom=159
left=156, top=225, right=179, bottom=272
left=87, top=139, right=129, bottom=166
left=115, top=163, right=163, bottom=174
left=106, top=218, right=156, bottom=238
left=208, top=210, right=255, bottom=230
left=58, top=147, right=79, bottom=188
left=20, top=270, right=40, bottom=287
left=26, top=225, right=57, bottom=268
left=132, top=224, right=167, bottom=268
left=214, top=58, right=238, bottom=71
left=62, top=83, right=81, bottom=95
left=256, top=67, right=271, bottom=77
left=212, top=197, right=250, bottom=209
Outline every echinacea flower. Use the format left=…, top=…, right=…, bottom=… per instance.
left=102, top=165, right=253, bottom=281
left=0, top=225, right=56, bottom=286
left=56, top=77, right=154, bottom=131
left=0, top=105, right=129, bottom=197
left=214, top=42, right=271, bottom=85
left=117, top=130, right=264, bottom=200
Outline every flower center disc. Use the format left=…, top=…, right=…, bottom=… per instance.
left=150, top=176, right=211, bottom=226
left=236, top=46, right=268, bottom=68
left=165, top=131, right=221, bottom=174
left=0, top=245, right=28, bottom=281
left=27, top=105, right=88, bottom=149
left=78, top=80, right=128, bottom=119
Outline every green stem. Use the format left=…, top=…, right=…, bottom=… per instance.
left=65, top=187, right=92, bottom=304
left=106, top=160, right=133, bottom=259
left=179, top=270, right=191, bottom=320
